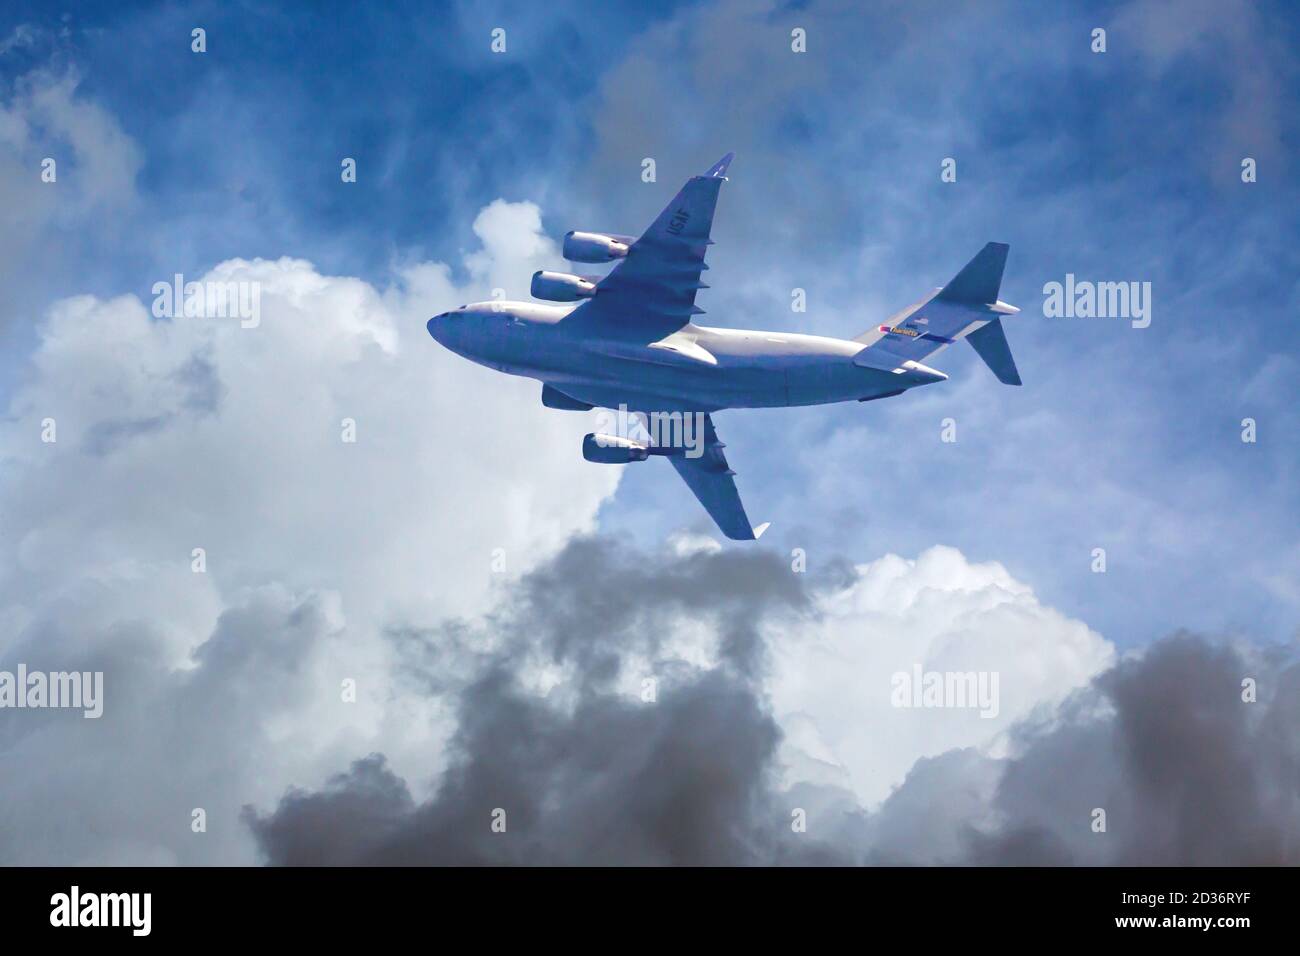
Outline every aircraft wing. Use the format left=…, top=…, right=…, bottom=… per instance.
left=564, top=153, right=733, bottom=340
left=662, top=413, right=768, bottom=541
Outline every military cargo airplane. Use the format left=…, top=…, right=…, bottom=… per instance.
left=428, top=153, right=1021, bottom=540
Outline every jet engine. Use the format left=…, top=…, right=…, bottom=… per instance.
left=530, top=270, right=597, bottom=302
left=563, top=231, right=633, bottom=263
left=582, top=433, right=650, bottom=464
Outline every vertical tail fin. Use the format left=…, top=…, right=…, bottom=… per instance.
left=943, top=242, right=1022, bottom=386
left=939, top=242, right=1009, bottom=304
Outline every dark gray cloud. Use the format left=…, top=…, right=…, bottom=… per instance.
left=246, top=536, right=1300, bottom=865
left=958, top=635, right=1300, bottom=865
left=248, top=670, right=811, bottom=865
left=247, top=537, right=841, bottom=865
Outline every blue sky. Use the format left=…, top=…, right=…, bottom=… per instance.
left=3, top=0, right=1298, bottom=652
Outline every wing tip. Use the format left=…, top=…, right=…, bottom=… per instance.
left=705, top=151, right=735, bottom=179
left=752, top=521, right=771, bottom=540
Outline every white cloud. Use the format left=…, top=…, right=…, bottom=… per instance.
left=666, top=529, right=724, bottom=558
left=0, top=203, right=621, bottom=863
left=0, top=69, right=140, bottom=238
left=769, top=545, right=1114, bottom=806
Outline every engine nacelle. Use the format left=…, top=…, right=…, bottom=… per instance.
left=530, top=270, right=597, bottom=302
left=583, top=433, right=649, bottom=464
left=563, top=231, right=632, bottom=263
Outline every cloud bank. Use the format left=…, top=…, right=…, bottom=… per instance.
left=247, top=537, right=1298, bottom=865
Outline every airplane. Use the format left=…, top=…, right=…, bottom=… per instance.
left=427, top=152, right=1021, bottom=541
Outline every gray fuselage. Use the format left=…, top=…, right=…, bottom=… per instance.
left=427, top=301, right=926, bottom=412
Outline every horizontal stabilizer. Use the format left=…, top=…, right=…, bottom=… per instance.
left=966, top=318, right=1021, bottom=385
left=852, top=348, right=948, bottom=384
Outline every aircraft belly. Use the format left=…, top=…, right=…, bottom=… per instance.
left=784, top=359, right=874, bottom=405
left=562, top=350, right=786, bottom=411
left=516, top=333, right=885, bottom=411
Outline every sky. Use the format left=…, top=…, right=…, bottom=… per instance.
left=0, top=0, right=1297, bottom=865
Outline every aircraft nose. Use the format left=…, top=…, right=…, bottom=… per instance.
left=427, top=312, right=449, bottom=343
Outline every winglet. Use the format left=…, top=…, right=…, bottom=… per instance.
left=704, top=152, right=735, bottom=179
left=752, top=521, right=771, bottom=540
